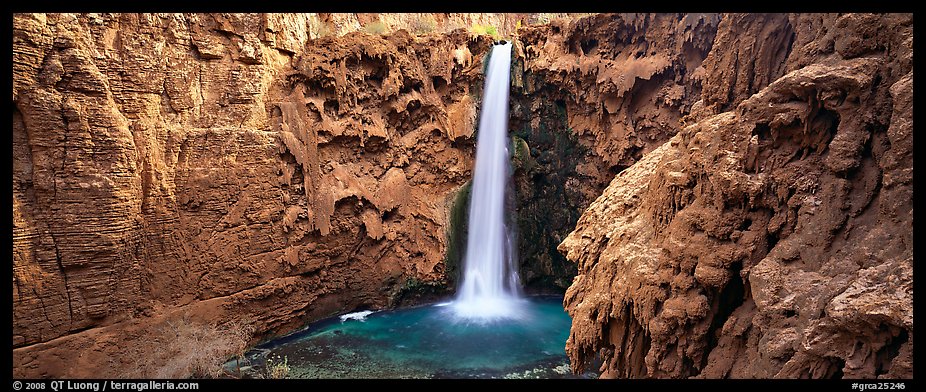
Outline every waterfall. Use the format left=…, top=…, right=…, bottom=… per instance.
left=451, top=42, right=525, bottom=321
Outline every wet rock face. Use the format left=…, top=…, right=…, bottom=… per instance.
left=510, top=13, right=720, bottom=291
left=13, top=13, right=493, bottom=377
left=560, top=13, right=912, bottom=379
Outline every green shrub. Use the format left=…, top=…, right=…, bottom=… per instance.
left=363, top=21, right=387, bottom=35
left=471, top=24, right=499, bottom=39
left=511, top=135, right=537, bottom=172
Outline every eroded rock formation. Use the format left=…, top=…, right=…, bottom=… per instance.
left=561, top=13, right=913, bottom=378
left=13, top=12, right=912, bottom=379
left=13, top=13, right=492, bottom=378
left=509, top=13, right=719, bottom=290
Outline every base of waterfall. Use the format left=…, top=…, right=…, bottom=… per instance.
left=449, top=296, right=528, bottom=322
left=223, top=296, right=597, bottom=379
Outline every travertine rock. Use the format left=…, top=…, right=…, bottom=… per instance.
left=560, top=13, right=912, bottom=379
left=510, top=14, right=720, bottom=290
left=12, top=13, right=494, bottom=378
left=13, top=13, right=912, bottom=380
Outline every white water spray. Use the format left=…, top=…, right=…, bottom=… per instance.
left=451, top=42, right=525, bottom=321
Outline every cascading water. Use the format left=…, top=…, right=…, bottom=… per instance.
left=219, top=41, right=590, bottom=379
left=451, top=42, right=525, bottom=321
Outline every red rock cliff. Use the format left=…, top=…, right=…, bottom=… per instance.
left=560, top=13, right=913, bottom=378
left=12, top=13, right=497, bottom=377
left=12, top=13, right=913, bottom=379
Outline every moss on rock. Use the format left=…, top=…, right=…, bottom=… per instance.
left=443, top=180, right=472, bottom=289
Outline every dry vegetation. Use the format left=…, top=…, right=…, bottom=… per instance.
left=263, top=354, right=291, bottom=379
left=127, top=317, right=255, bottom=379
left=410, top=14, right=437, bottom=34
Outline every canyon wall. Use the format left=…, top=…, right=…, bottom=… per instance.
left=13, top=13, right=912, bottom=379
left=509, top=14, right=719, bottom=290
left=13, top=13, right=497, bottom=378
left=561, top=13, right=913, bottom=378
left=12, top=11, right=598, bottom=379
left=313, top=13, right=590, bottom=38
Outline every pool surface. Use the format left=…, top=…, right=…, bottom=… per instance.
left=226, top=296, right=596, bottom=379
